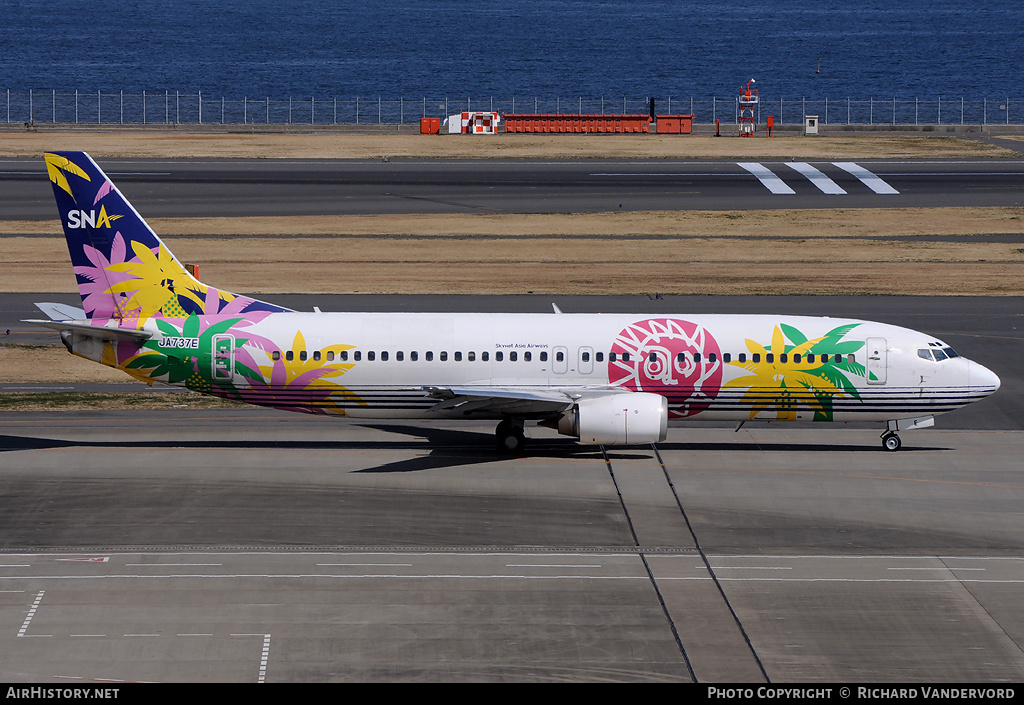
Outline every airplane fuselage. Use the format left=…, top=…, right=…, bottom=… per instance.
left=67, top=311, right=998, bottom=427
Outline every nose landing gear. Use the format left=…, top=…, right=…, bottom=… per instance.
left=880, top=416, right=933, bottom=452
left=881, top=430, right=902, bottom=452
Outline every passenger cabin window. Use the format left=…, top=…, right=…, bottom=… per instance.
left=622, top=352, right=630, bottom=362
left=286, top=351, right=294, bottom=361
left=524, top=352, right=532, bottom=362
left=723, top=353, right=731, bottom=363
left=468, top=352, right=476, bottom=361
left=540, top=352, right=548, bottom=362
left=556, top=351, right=564, bottom=362
left=396, top=351, right=403, bottom=361
left=410, top=351, right=417, bottom=362
left=299, top=351, right=307, bottom=361
left=595, top=352, right=602, bottom=362
left=272, top=351, right=281, bottom=361
left=481, top=352, right=489, bottom=362
left=440, top=351, right=448, bottom=361
left=327, top=351, right=335, bottom=361
left=368, top=351, right=375, bottom=361
left=647, top=352, right=655, bottom=363
left=708, top=353, right=717, bottom=363
left=454, top=352, right=462, bottom=362
left=354, top=351, right=361, bottom=361
left=425, top=351, right=432, bottom=361
left=496, top=351, right=503, bottom=362
left=510, top=351, right=517, bottom=362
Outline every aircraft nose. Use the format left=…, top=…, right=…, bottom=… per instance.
left=969, top=360, right=1001, bottom=394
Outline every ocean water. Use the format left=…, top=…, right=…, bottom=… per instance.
left=2, top=0, right=1022, bottom=101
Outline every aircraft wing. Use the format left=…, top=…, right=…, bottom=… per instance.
left=423, top=386, right=576, bottom=416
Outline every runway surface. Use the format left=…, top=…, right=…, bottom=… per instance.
left=2, top=413, right=1024, bottom=682
left=3, top=157, right=1024, bottom=218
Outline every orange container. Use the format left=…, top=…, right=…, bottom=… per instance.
left=419, top=117, right=440, bottom=135
left=655, top=114, right=694, bottom=134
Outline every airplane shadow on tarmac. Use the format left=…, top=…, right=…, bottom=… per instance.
left=0, top=424, right=950, bottom=474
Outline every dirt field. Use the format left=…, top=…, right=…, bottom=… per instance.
left=1, top=128, right=1015, bottom=160
left=5, top=207, right=1023, bottom=296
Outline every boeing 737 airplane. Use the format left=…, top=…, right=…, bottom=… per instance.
left=30, top=151, right=1000, bottom=452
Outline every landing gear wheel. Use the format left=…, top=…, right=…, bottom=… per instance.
left=881, top=431, right=902, bottom=452
left=495, top=419, right=526, bottom=454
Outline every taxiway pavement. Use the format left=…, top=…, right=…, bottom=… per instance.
left=1, top=413, right=1023, bottom=681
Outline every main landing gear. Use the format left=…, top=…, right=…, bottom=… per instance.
left=881, top=430, right=902, bottom=452
left=496, top=418, right=526, bottom=454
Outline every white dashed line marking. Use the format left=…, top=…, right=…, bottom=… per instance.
left=18, top=590, right=46, bottom=637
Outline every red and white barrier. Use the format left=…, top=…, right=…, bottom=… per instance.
left=444, top=111, right=501, bottom=134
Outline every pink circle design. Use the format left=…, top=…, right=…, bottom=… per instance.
left=608, top=318, right=722, bottom=418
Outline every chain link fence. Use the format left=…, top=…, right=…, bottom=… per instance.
left=5, top=90, right=1023, bottom=126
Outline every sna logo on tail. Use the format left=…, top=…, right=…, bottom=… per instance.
left=66, top=205, right=123, bottom=229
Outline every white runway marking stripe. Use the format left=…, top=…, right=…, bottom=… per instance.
left=786, top=162, right=847, bottom=194
left=737, top=162, right=795, bottom=194
left=833, top=162, right=900, bottom=194
left=18, top=590, right=45, bottom=637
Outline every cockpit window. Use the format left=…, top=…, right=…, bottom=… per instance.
left=919, top=347, right=958, bottom=362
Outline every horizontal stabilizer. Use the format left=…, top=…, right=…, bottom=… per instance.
left=34, top=302, right=87, bottom=322
left=24, top=318, right=152, bottom=341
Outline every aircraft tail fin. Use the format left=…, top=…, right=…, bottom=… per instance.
left=45, top=151, right=290, bottom=321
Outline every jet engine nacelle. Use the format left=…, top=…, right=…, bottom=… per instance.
left=557, top=393, right=669, bottom=445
